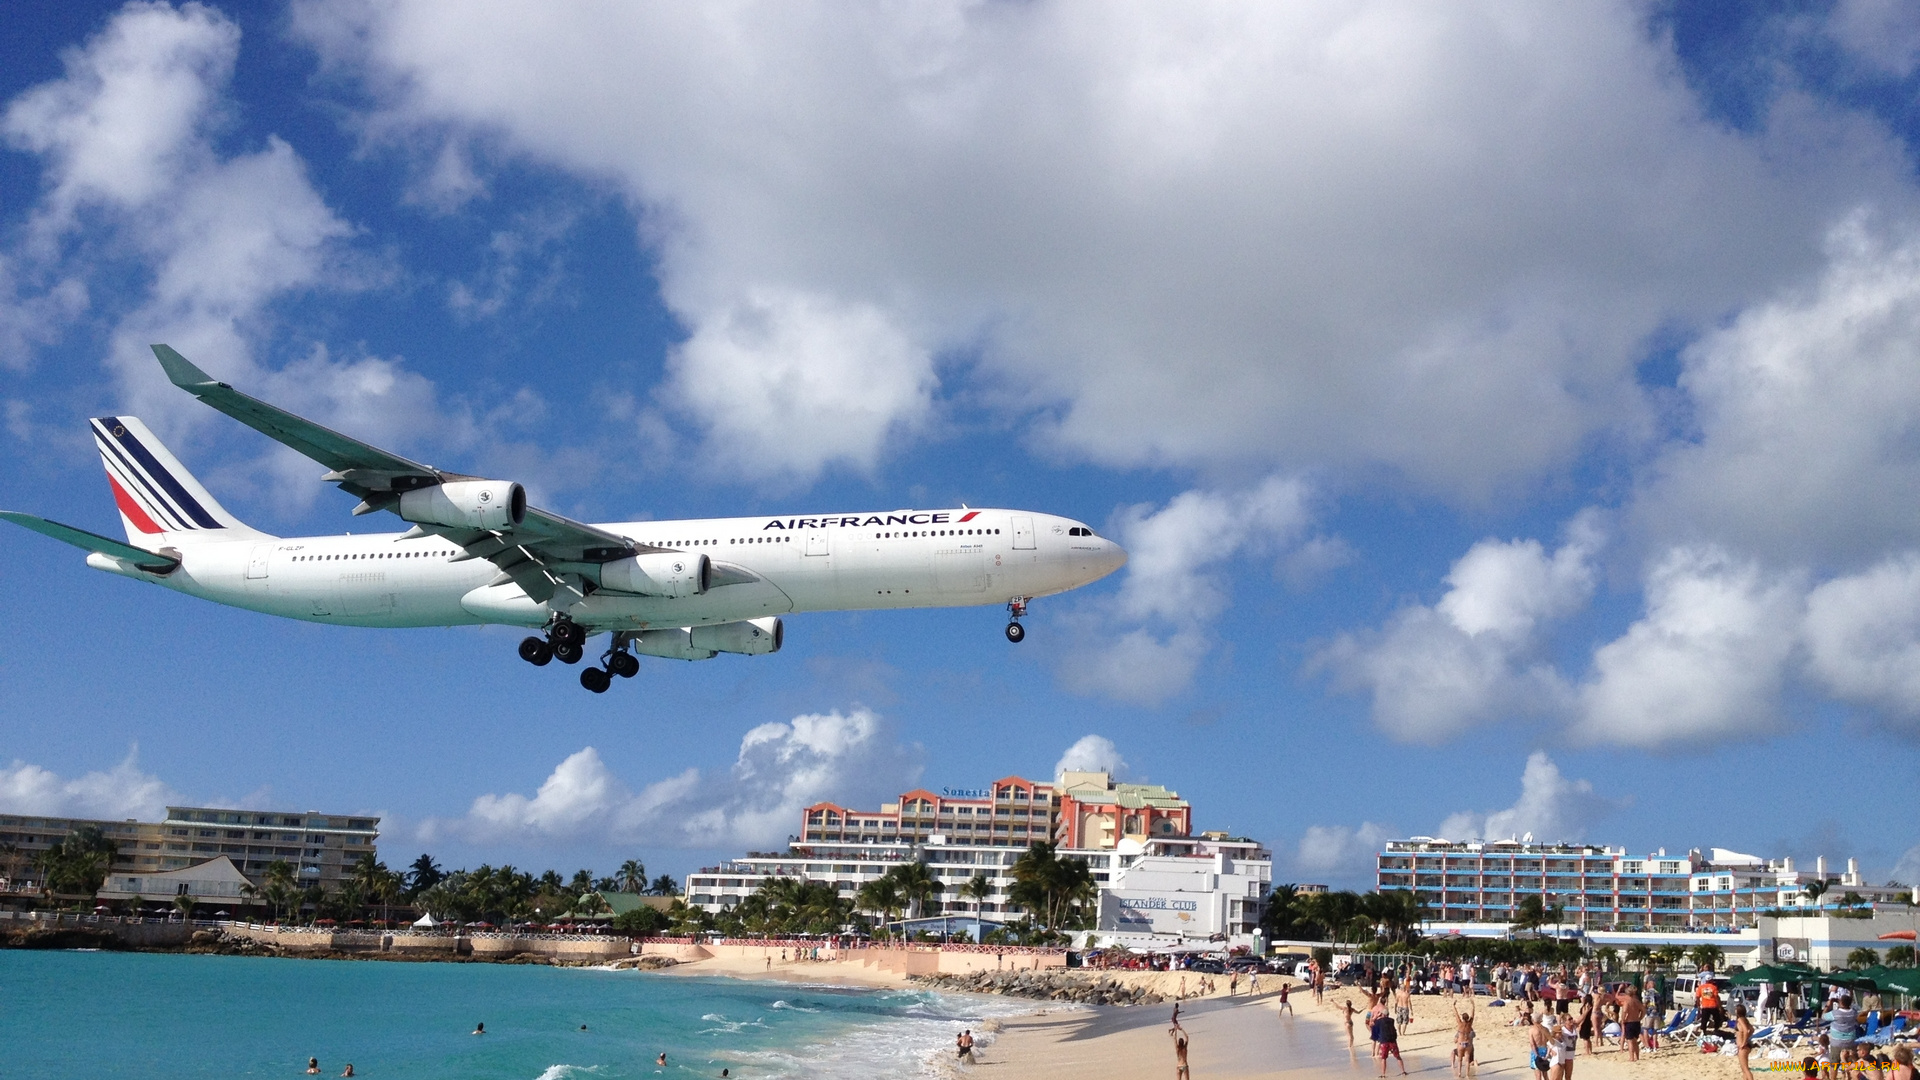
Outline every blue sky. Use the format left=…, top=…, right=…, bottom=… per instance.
left=4, top=1, right=1920, bottom=890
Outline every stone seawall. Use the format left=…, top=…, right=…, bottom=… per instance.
left=912, top=969, right=1168, bottom=1006
left=213, top=924, right=642, bottom=964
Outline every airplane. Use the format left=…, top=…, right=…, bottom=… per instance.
left=1, top=345, right=1129, bottom=692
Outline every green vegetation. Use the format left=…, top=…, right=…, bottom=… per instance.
left=1260, top=887, right=1424, bottom=946
left=1007, top=843, right=1097, bottom=934
left=1847, top=947, right=1881, bottom=969
left=31, top=826, right=119, bottom=898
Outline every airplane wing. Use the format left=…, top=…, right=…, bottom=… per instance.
left=0, top=511, right=180, bottom=573
left=153, top=344, right=640, bottom=602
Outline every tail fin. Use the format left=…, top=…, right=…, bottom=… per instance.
left=90, top=415, right=258, bottom=543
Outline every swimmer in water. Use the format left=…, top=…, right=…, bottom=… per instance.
left=306, top=1059, right=320, bottom=1075
left=657, top=1053, right=668, bottom=1067
left=472, top=1022, right=485, bottom=1035
left=341, top=1067, right=354, bottom=1078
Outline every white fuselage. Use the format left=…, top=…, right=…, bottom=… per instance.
left=96, top=507, right=1125, bottom=632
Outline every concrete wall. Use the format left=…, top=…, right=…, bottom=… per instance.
left=219, top=924, right=635, bottom=962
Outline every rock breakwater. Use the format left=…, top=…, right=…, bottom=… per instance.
left=912, top=969, right=1166, bottom=1006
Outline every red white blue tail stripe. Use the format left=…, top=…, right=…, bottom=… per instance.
left=91, top=416, right=246, bottom=538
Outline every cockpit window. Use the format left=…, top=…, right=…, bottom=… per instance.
left=1068, top=526, right=1094, bottom=537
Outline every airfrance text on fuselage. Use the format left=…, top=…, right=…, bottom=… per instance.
left=762, top=511, right=981, bottom=530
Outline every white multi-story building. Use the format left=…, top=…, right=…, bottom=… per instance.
left=1096, top=846, right=1270, bottom=940
left=683, top=772, right=1268, bottom=936
left=1377, top=837, right=1911, bottom=931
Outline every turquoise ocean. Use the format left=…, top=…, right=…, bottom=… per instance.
left=1, top=951, right=1032, bottom=1079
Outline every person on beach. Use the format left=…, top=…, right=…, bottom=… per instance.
left=957, top=1030, right=976, bottom=1064
left=1396, top=976, right=1414, bottom=1033
left=1827, top=992, right=1860, bottom=1058
left=1530, top=1012, right=1552, bottom=1078
left=1170, top=1024, right=1190, bottom=1080
left=1369, top=1002, right=1407, bottom=1077
left=1344, top=999, right=1357, bottom=1051
left=1734, top=1004, right=1755, bottom=1080
left=1278, top=981, right=1294, bottom=1016
left=1698, top=973, right=1725, bottom=1036
left=1576, top=992, right=1597, bottom=1057
left=1550, top=1011, right=1578, bottom=1080
left=306, top=1059, right=320, bottom=1075
left=1451, top=991, right=1476, bottom=1077
left=1615, top=984, right=1644, bottom=1062
left=1230, top=972, right=1239, bottom=997
left=1893, top=1045, right=1916, bottom=1080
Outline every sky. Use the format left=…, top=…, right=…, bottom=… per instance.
left=4, top=0, right=1920, bottom=891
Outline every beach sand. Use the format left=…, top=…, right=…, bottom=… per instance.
left=659, top=955, right=1793, bottom=1079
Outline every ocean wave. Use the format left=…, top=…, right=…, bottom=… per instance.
left=770, top=1000, right=820, bottom=1012
left=531, top=1066, right=601, bottom=1080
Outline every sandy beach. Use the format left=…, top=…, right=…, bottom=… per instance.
left=664, top=952, right=1808, bottom=1079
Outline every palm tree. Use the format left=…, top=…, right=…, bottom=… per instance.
left=1593, top=945, right=1619, bottom=972
left=856, top=877, right=904, bottom=935
left=646, top=874, right=679, bottom=896
left=1653, top=944, right=1686, bottom=970
left=1887, top=944, right=1916, bottom=967
left=34, top=826, right=120, bottom=901
left=1513, top=895, right=1547, bottom=932
left=1803, top=880, right=1831, bottom=909
left=173, top=893, right=197, bottom=921
left=1686, top=943, right=1725, bottom=972
left=1847, top=947, right=1880, bottom=969
left=1626, top=945, right=1653, bottom=971
left=1361, top=889, right=1425, bottom=945
left=961, top=873, right=995, bottom=918
left=618, top=860, right=646, bottom=894
left=889, top=862, right=943, bottom=919
left=1008, top=843, right=1095, bottom=932
left=568, top=869, right=595, bottom=897
left=405, top=854, right=444, bottom=897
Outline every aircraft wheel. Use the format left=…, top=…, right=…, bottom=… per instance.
left=609, top=652, right=640, bottom=678
left=552, top=621, right=584, bottom=647
left=1005, top=621, right=1025, bottom=643
left=580, top=667, right=611, bottom=693
left=554, top=640, right=584, bottom=665
left=518, top=636, right=554, bottom=666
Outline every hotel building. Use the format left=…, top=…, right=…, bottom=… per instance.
left=687, top=771, right=1267, bottom=938
left=1377, top=837, right=1911, bottom=930
left=0, top=805, right=380, bottom=902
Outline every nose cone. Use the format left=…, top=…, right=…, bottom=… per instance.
left=1093, top=538, right=1128, bottom=581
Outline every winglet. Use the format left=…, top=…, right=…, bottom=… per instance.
left=151, top=343, right=222, bottom=390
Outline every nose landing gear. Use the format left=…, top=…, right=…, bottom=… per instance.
left=1005, top=597, right=1030, bottom=643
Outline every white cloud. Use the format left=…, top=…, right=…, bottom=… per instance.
left=1295, top=822, right=1391, bottom=884
left=1576, top=546, right=1803, bottom=747
left=0, top=748, right=179, bottom=821
left=1318, top=518, right=1598, bottom=741
left=1804, top=553, right=1920, bottom=724
left=1053, top=734, right=1128, bottom=781
left=429, top=707, right=924, bottom=849
left=1830, top=0, right=1920, bottom=78
left=1055, top=476, right=1312, bottom=703
left=1436, top=751, right=1617, bottom=844
left=1637, top=219, right=1920, bottom=565
left=665, top=288, right=937, bottom=482
left=292, top=1, right=1916, bottom=494
left=0, top=2, right=445, bottom=467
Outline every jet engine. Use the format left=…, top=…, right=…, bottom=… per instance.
left=398, top=480, right=525, bottom=531
left=599, top=552, right=709, bottom=597
left=628, top=627, right=715, bottom=661
left=691, top=617, right=783, bottom=655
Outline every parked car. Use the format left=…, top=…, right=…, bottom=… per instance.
left=1186, top=959, right=1226, bottom=974
left=1672, top=973, right=1735, bottom=1008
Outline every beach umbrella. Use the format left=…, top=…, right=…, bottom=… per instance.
left=1730, top=963, right=1817, bottom=985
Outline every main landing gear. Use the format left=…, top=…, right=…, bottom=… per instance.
left=1005, top=597, right=1030, bottom=643
left=517, top=619, right=639, bottom=692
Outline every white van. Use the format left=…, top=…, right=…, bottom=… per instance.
left=1672, top=973, right=1734, bottom=1009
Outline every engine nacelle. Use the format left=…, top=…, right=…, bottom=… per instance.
left=690, top=617, right=783, bottom=656
left=398, top=480, right=525, bottom=531
left=599, top=552, right=709, bottom=597
left=628, top=628, right=716, bottom=661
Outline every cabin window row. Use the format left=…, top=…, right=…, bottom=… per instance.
left=292, top=551, right=441, bottom=561
left=872, top=529, right=1000, bottom=539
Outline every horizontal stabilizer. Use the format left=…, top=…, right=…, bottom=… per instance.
left=0, top=511, right=180, bottom=572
